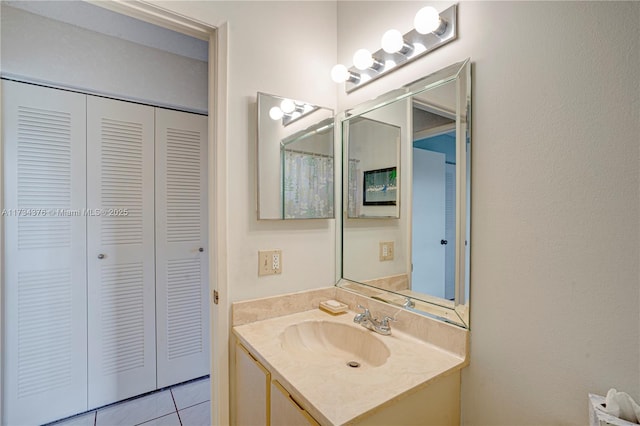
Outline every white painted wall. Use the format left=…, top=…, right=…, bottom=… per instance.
left=155, top=1, right=338, bottom=302
left=3, top=0, right=208, bottom=62
left=0, top=4, right=208, bottom=113
left=338, top=1, right=640, bottom=424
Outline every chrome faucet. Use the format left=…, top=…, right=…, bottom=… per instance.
left=353, top=305, right=396, bottom=336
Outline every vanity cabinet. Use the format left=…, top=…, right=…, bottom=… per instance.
left=235, top=341, right=320, bottom=426
left=233, top=306, right=468, bottom=426
left=235, top=342, right=270, bottom=425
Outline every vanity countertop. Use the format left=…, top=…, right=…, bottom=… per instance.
left=233, top=308, right=467, bottom=426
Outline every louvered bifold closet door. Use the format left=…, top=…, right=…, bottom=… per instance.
left=155, top=108, right=209, bottom=388
left=86, top=96, right=156, bottom=408
left=2, top=81, right=88, bottom=425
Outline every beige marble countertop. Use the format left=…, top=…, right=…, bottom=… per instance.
left=233, top=308, right=466, bottom=426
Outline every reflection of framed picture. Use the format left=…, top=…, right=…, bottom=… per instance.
left=363, top=167, right=397, bottom=205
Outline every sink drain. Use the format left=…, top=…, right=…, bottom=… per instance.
left=346, top=361, right=361, bottom=368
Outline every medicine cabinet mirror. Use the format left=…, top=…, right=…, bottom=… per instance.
left=339, top=59, right=471, bottom=328
left=257, top=92, right=335, bottom=220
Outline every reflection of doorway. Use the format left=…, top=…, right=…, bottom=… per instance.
left=412, top=130, right=456, bottom=300
left=412, top=148, right=445, bottom=296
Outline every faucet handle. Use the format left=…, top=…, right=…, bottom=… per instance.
left=380, top=316, right=396, bottom=326
left=353, top=305, right=370, bottom=324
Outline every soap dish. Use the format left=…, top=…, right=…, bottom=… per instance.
left=319, top=299, right=348, bottom=315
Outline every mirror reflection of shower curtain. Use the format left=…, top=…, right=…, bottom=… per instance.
left=283, top=150, right=333, bottom=218
left=348, top=159, right=360, bottom=217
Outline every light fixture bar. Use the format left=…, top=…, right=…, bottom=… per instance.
left=282, top=104, right=319, bottom=126
left=345, top=4, right=457, bottom=93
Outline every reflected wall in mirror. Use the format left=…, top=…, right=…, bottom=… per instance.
left=339, top=59, right=471, bottom=328
left=257, top=92, right=335, bottom=219
left=346, top=113, right=401, bottom=218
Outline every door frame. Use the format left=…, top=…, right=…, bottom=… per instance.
left=0, top=1, right=230, bottom=424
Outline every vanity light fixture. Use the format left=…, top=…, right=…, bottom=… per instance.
left=332, top=4, right=457, bottom=92
left=269, top=106, right=284, bottom=120
left=280, top=98, right=296, bottom=114
left=414, top=6, right=447, bottom=36
left=269, top=98, right=320, bottom=126
left=331, top=64, right=361, bottom=84
left=353, top=49, right=383, bottom=71
left=381, top=29, right=412, bottom=55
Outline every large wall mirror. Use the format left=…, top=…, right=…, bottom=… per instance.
left=339, top=59, right=471, bottom=328
left=257, top=92, right=335, bottom=219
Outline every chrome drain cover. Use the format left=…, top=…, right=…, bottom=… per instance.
left=346, top=361, right=361, bottom=368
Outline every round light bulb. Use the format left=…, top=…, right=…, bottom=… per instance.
left=353, top=48, right=374, bottom=70
left=269, top=106, right=283, bottom=120
left=280, top=99, right=295, bottom=114
left=414, top=6, right=441, bottom=34
left=269, top=107, right=284, bottom=120
left=381, top=29, right=404, bottom=53
left=290, top=111, right=301, bottom=120
left=331, top=64, right=349, bottom=83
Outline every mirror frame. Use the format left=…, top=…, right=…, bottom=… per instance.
left=337, top=58, right=471, bottom=328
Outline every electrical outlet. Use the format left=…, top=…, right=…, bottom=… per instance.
left=379, top=241, right=394, bottom=261
left=258, top=250, right=282, bottom=276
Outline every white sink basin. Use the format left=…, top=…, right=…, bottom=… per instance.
left=279, top=320, right=390, bottom=368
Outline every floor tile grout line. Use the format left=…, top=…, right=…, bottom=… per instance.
left=176, top=401, right=210, bottom=426
left=104, top=389, right=177, bottom=426
left=133, top=411, right=180, bottom=426
left=129, top=391, right=178, bottom=426
left=177, top=399, right=211, bottom=412
left=170, top=388, right=183, bottom=426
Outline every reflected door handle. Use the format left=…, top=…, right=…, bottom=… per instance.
left=97, top=254, right=105, bottom=259
left=440, top=240, right=448, bottom=245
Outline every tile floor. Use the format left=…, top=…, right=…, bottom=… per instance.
left=49, top=376, right=210, bottom=426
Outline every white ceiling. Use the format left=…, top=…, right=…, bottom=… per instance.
left=4, top=0, right=208, bottom=62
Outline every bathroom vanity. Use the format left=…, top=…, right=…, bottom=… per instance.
left=231, top=287, right=468, bottom=425
left=244, top=59, right=472, bottom=424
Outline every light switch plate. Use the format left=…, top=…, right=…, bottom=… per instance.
left=258, top=250, right=282, bottom=276
left=379, top=241, right=394, bottom=261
